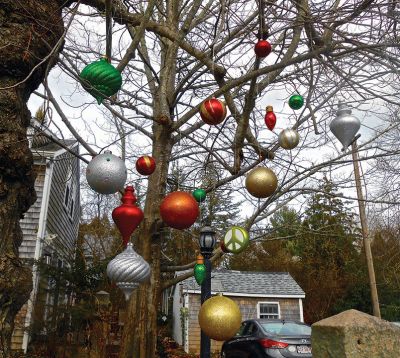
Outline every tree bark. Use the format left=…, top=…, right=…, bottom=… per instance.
left=119, top=120, right=173, bottom=358
left=119, top=1, right=179, bottom=355
left=0, top=1, right=65, bottom=355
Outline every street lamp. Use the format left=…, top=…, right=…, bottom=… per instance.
left=198, top=225, right=216, bottom=358
left=331, top=102, right=381, bottom=318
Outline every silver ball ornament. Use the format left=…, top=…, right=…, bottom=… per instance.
left=278, top=128, right=300, bottom=150
left=107, top=243, right=151, bottom=300
left=330, top=102, right=360, bottom=150
left=86, top=150, right=127, bottom=194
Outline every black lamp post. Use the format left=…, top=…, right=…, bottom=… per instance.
left=198, top=225, right=216, bottom=358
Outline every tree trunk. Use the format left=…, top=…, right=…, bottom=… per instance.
left=119, top=1, right=179, bottom=354
left=119, top=119, right=173, bottom=358
left=0, top=1, right=65, bottom=355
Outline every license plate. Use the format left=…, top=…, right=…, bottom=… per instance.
left=297, top=345, right=312, bottom=354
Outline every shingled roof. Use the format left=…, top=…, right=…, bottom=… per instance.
left=181, top=270, right=305, bottom=297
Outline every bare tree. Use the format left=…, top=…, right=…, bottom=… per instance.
left=1, top=0, right=400, bottom=356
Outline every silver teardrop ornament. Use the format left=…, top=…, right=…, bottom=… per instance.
left=330, top=103, right=360, bottom=150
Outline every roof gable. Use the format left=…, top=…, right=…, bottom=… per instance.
left=181, top=270, right=305, bottom=297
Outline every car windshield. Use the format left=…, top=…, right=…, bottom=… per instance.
left=260, top=322, right=311, bottom=336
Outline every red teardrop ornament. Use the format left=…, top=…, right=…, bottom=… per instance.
left=264, top=105, right=276, bottom=131
left=112, top=186, right=144, bottom=246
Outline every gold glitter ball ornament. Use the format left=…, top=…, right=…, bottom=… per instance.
left=198, top=295, right=242, bottom=341
left=245, top=167, right=278, bottom=198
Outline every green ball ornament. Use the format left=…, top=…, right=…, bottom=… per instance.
left=223, top=226, right=250, bottom=254
left=289, top=94, right=304, bottom=110
left=80, top=58, right=122, bottom=104
left=192, top=189, right=206, bottom=203
left=194, top=263, right=206, bottom=285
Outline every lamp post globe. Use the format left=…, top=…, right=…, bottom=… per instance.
left=198, top=226, right=216, bottom=257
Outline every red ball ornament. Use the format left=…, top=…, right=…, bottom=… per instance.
left=264, top=105, right=276, bottom=130
left=112, top=186, right=144, bottom=246
left=200, top=98, right=227, bottom=125
left=160, top=191, right=199, bottom=230
left=254, top=40, right=272, bottom=58
left=136, top=155, right=156, bottom=175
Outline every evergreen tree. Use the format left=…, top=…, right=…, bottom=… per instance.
left=293, top=178, right=362, bottom=322
left=230, top=179, right=363, bottom=323
left=228, top=206, right=301, bottom=272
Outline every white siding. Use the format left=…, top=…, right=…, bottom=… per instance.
left=19, top=163, right=46, bottom=259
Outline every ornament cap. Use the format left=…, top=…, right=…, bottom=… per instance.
left=336, top=101, right=352, bottom=116
left=196, top=254, right=204, bottom=264
left=266, top=105, right=273, bottom=112
left=121, top=186, right=137, bottom=205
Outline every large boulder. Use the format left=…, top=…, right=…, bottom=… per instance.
left=312, top=309, right=400, bottom=357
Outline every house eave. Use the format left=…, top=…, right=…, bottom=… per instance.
left=183, top=289, right=305, bottom=299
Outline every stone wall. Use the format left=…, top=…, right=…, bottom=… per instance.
left=312, top=309, right=400, bottom=357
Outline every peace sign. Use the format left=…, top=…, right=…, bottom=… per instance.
left=224, top=226, right=250, bottom=254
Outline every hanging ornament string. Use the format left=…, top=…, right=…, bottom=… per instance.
left=258, top=0, right=267, bottom=40
left=210, top=0, right=225, bottom=74
left=105, top=0, right=113, bottom=62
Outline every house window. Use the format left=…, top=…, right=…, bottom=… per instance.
left=64, top=186, right=70, bottom=207
left=258, top=302, right=280, bottom=319
left=64, top=164, right=76, bottom=219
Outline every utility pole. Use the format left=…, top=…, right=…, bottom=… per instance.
left=351, top=141, right=381, bottom=318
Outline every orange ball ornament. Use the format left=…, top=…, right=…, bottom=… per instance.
left=160, top=191, right=199, bottom=230
left=136, top=156, right=156, bottom=175
left=200, top=98, right=227, bottom=125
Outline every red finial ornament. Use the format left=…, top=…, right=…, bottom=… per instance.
left=112, top=186, right=144, bottom=246
left=264, top=105, right=276, bottom=130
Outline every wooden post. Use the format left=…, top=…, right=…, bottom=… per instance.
left=351, top=141, right=381, bottom=318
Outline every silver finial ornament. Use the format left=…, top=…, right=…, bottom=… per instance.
left=107, top=243, right=151, bottom=300
left=278, top=128, right=300, bottom=150
left=86, top=150, right=127, bottom=194
left=330, top=102, right=360, bottom=150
